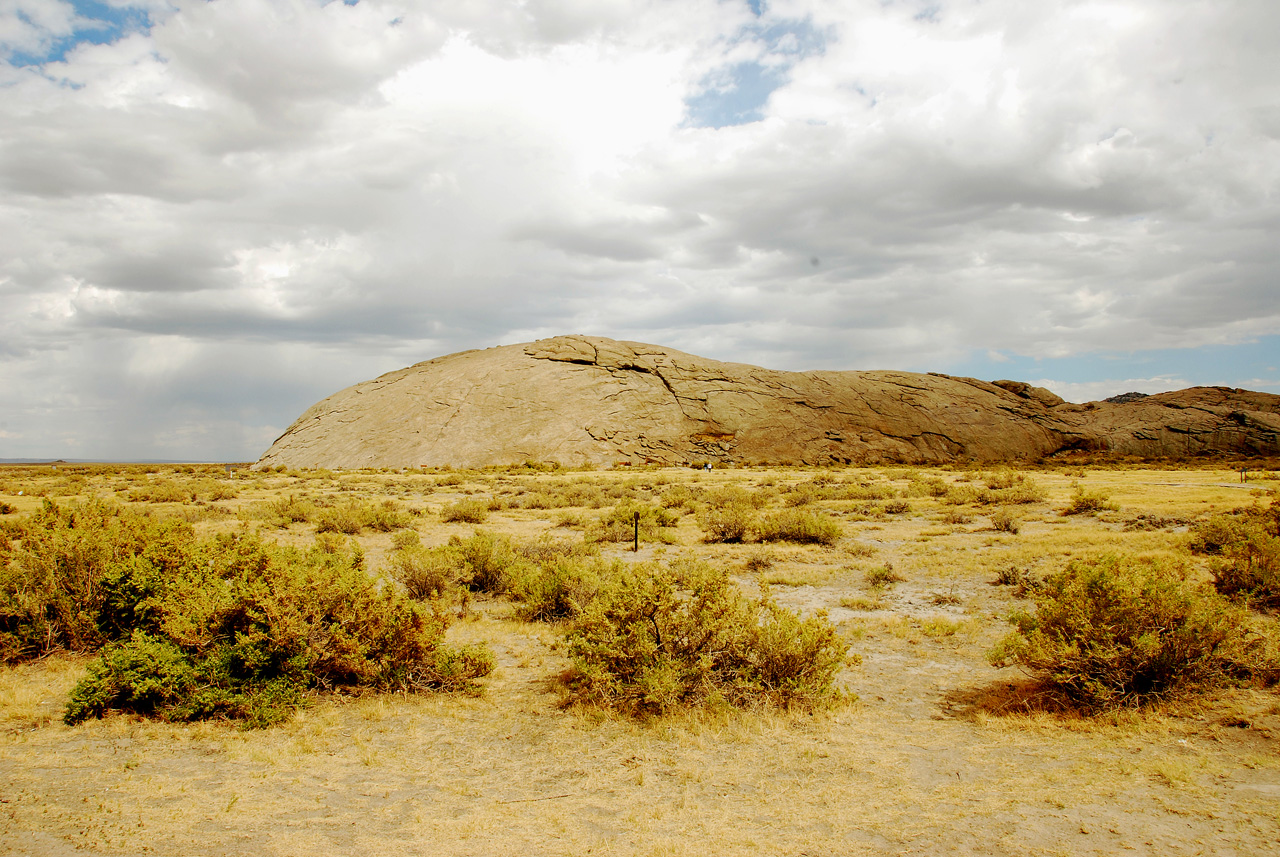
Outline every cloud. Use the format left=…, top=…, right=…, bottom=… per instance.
left=2, top=0, right=1278, bottom=459
left=1031, top=376, right=1191, bottom=406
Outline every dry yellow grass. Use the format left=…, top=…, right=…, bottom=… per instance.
left=1, top=462, right=1278, bottom=855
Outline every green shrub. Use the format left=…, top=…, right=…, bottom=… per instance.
left=126, top=479, right=194, bottom=503
left=660, top=484, right=697, bottom=512
left=0, top=500, right=493, bottom=725
left=0, top=500, right=193, bottom=661
left=314, top=500, right=370, bottom=535
left=440, top=498, right=489, bottom=524
left=391, top=530, right=421, bottom=551
left=587, top=501, right=679, bottom=544
left=63, top=533, right=492, bottom=726
left=366, top=500, right=414, bottom=532
left=451, top=530, right=531, bottom=594
left=1190, top=503, right=1280, bottom=611
left=560, top=560, right=849, bottom=715
left=699, top=502, right=758, bottom=543
left=988, top=555, right=1276, bottom=711
left=509, top=555, right=619, bottom=622
left=267, top=494, right=315, bottom=526
left=755, top=509, right=842, bottom=545
left=386, top=543, right=460, bottom=601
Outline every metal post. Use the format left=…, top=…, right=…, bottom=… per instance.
left=633, top=511, right=640, bottom=552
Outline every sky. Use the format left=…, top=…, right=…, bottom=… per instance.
left=1, top=0, right=1277, bottom=462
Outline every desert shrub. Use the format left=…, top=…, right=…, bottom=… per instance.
left=988, top=555, right=1277, bottom=711
left=906, top=477, right=949, bottom=498
left=516, top=535, right=595, bottom=567
left=992, top=565, right=1040, bottom=595
left=0, top=500, right=194, bottom=661
left=659, top=484, right=697, bottom=511
left=744, top=551, right=775, bottom=572
left=984, top=468, right=1022, bottom=490
left=509, top=555, right=621, bottom=622
left=391, top=530, right=421, bottom=551
left=865, top=564, right=904, bottom=587
left=987, top=480, right=1047, bottom=505
left=702, top=486, right=768, bottom=510
left=440, top=498, right=489, bottom=524
left=451, top=530, right=531, bottom=594
left=944, top=478, right=1045, bottom=506
left=268, top=494, right=315, bottom=526
left=845, top=541, right=877, bottom=558
left=943, top=484, right=983, bottom=505
left=0, top=502, right=15, bottom=515
left=63, top=533, right=492, bottom=727
left=314, top=499, right=372, bottom=535
left=367, top=500, right=414, bottom=532
left=755, top=509, right=841, bottom=545
left=386, top=543, right=460, bottom=601
left=942, top=510, right=972, bottom=525
left=560, top=560, right=849, bottom=715
left=1187, top=510, right=1258, bottom=555
left=2, top=500, right=492, bottom=725
left=1062, top=486, right=1118, bottom=516
left=1190, top=503, right=1280, bottom=611
left=587, top=501, right=679, bottom=544
left=126, top=479, right=193, bottom=504
left=991, top=508, right=1021, bottom=534
left=699, top=502, right=758, bottom=543
left=514, top=491, right=555, bottom=510
left=883, top=500, right=911, bottom=515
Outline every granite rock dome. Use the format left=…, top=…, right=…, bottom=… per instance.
left=257, top=335, right=1280, bottom=469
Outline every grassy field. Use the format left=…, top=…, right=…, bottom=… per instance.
left=2, top=460, right=1279, bottom=856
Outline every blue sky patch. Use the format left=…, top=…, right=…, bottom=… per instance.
left=941, top=335, right=1280, bottom=399
left=6, top=1, right=150, bottom=67
left=684, top=12, right=827, bottom=129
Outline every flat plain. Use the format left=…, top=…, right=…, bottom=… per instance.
left=2, top=461, right=1279, bottom=856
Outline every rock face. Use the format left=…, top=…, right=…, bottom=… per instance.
left=256, top=335, right=1280, bottom=469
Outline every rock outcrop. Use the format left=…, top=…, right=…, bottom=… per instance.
left=256, top=335, right=1280, bottom=469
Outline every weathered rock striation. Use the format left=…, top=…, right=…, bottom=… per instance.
left=256, top=335, right=1280, bottom=469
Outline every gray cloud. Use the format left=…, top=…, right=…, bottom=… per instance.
left=1, top=0, right=1278, bottom=459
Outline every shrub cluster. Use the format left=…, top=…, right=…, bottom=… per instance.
left=560, top=559, right=849, bottom=715
left=1189, top=502, right=1280, bottom=611
left=1, top=501, right=492, bottom=727
left=440, top=498, right=490, bottom=524
left=699, top=505, right=842, bottom=546
left=315, top=499, right=414, bottom=534
left=943, top=473, right=1046, bottom=506
left=989, top=554, right=1277, bottom=711
left=1061, top=486, right=1118, bottom=516
left=124, top=478, right=238, bottom=504
left=587, top=501, right=679, bottom=544
left=755, top=508, right=842, bottom=545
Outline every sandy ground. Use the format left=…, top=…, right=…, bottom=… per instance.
left=2, top=464, right=1279, bottom=855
